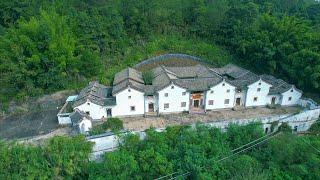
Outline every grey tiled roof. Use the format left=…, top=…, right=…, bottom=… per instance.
left=260, top=74, right=298, bottom=94
left=112, top=67, right=146, bottom=95
left=212, top=64, right=302, bottom=94
left=112, top=79, right=145, bottom=95
left=73, top=81, right=116, bottom=107
left=113, top=68, right=144, bottom=85
left=70, top=109, right=92, bottom=125
left=151, top=65, right=223, bottom=91
left=211, top=64, right=250, bottom=79
left=174, top=77, right=223, bottom=91
left=212, top=64, right=260, bottom=89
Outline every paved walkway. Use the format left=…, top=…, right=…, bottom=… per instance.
left=122, top=106, right=300, bottom=131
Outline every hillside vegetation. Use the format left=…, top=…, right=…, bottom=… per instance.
left=0, top=0, right=320, bottom=109
left=1, top=123, right=319, bottom=179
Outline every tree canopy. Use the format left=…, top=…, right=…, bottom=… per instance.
left=0, top=0, right=320, bottom=107
left=1, top=123, right=319, bottom=179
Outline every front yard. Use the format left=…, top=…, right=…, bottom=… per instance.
left=122, top=106, right=301, bottom=131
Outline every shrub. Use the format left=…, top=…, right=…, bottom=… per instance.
left=104, top=118, right=124, bottom=132
left=142, top=70, right=154, bottom=85
left=90, top=118, right=123, bottom=135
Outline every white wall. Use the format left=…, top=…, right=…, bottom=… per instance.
left=281, top=87, right=302, bottom=106
left=57, top=114, right=72, bottom=124
left=206, top=80, right=236, bottom=110
left=158, top=83, right=189, bottom=113
left=112, top=87, right=145, bottom=116
left=75, top=100, right=107, bottom=120
left=267, top=95, right=281, bottom=105
left=79, top=118, right=92, bottom=134
left=245, top=80, right=272, bottom=107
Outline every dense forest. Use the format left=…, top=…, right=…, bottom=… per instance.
left=0, top=0, right=320, bottom=109
left=1, top=123, right=319, bottom=179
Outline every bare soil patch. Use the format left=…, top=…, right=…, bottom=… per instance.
left=122, top=106, right=300, bottom=131
left=0, top=90, right=74, bottom=140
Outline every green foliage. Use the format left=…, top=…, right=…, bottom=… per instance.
left=309, top=120, right=320, bottom=134
left=279, top=122, right=293, bottom=133
left=2, top=0, right=319, bottom=106
left=90, top=118, right=123, bottom=135
left=142, top=70, right=154, bottom=85
left=1, top=123, right=320, bottom=179
left=0, top=135, right=92, bottom=179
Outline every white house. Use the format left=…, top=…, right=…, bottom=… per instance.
left=69, top=63, right=302, bottom=120
left=245, top=79, right=272, bottom=107
left=205, top=80, right=236, bottom=110
left=157, top=83, right=189, bottom=114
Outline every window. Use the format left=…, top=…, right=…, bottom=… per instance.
left=226, top=89, right=230, bottom=93
left=165, top=93, right=168, bottom=97
left=87, top=102, right=90, bottom=105
left=128, top=96, right=131, bottom=99
left=254, top=97, right=258, bottom=102
left=209, top=100, right=214, bottom=105
left=164, top=103, right=169, bottom=109
left=257, top=88, right=261, bottom=92
left=291, top=89, right=293, bottom=92
left=130, top=106, right=136, bottom=111
left=288, top=97, right=292, bottom=101
left=181, top=102, right=186, bottom=107
left=182, top=92, right=186, bottom=96
left=128, top=89, right=131, bottom=92
left=171, top=86, right=174, bottom=89
left=86, top=111, right=90, bottom=115
left=222, top=83, right=225, bottom=86
left=258, top=82, right=261, bottom=85
left=224, top=99, right=229, bottom=104
left=210, top=90, right=214, bottom=94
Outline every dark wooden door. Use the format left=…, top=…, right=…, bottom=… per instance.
left=194, top=100, right=199, bottom=108
left=236, top=98, right=241, bottom=106
left=148, top=103, right=154, bottom=112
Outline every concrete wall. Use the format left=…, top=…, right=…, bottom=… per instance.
left=246, top=80, right=272, bottom=107
left=75, top=100, right=107, bottom=120
left=79, top=118, right=92, bottom=134
left=112, top=87, right=145, bottom=117
left=88, top=107, right=320, bottom=160
left=281, top=87, right=302, bottom=106
left=206, top=80, right=236, bottom=110
left=57, top=113, right=72, bottom=124
left=158, top=84, right=189, bottom=113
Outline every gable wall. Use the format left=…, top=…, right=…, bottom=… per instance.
left=206, top=81, right=236, bottom=110
left=158, top=84, right=189, bottom=113
left=75, top=100, right=107, bottom=120
left=112, top=87, right=145, bottom=116
left=281, top=88, right=302, bottom=106
left=245, top=80, right=272, bottom=107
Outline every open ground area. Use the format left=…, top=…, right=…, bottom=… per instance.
left=122, top=106, right=300, bottom=131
